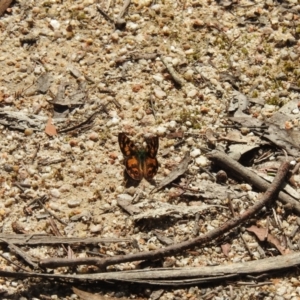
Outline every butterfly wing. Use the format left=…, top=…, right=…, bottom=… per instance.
left=125, top=156, right=144, bottom=181
left=145, top=135, right=159, bottom=158
left=144, top=157, right=158, bottom=181
left=119, top=133, right=143, bottom=181
left=144, top=136, right=159, bottom=180
left=118, top=133, right=137, bottom=156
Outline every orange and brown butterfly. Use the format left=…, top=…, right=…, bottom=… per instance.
left=118, top=132, right=159, bottom=181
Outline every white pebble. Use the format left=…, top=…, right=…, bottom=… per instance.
left=70, top=165, right=78, bottom=173
left=50, top=188, right=60, bottom=198
left=153, top=74, right=164, bottom=82
left=187, top=89, right=198, bottom=98
left=59, top=184, right=72, bottom=192
left=67, top=199, right=82, bottom=208
left=190, top=149, right=201, bottom=158
left=90, top=224, right=102, bottom=233
left=49, top=19, right=60, bottom=30
left=195, top=155, right=209, bottom=167
left=85, top=140, right=94, bottom=150
left=48, top=202, right=60, bottom=211
left=183, top=69, right=194, bottom=81
left=151, top=4, right=161, bottom=12
left=117, top=194, right=133, bottom=201
left=156, top=126, right=167, bottom=135
left=127, top=22, right=139, bottom=31
left=111, top=117, right=120, bottom=125
left=168, top=120, right=177, bottom=129
left=60, top=143, right=72, bottom=153
left=111, top=32, right=119, bottom=41
left=292, top=108, right=299, bottom=114
left=154, top=88, right=166, bottom=99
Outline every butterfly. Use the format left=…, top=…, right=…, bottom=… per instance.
left=118, top=132, right=159, bottom=181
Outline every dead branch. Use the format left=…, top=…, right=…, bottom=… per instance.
left=0, top=234, right=132, bottom=246
left=40, top=161, right=289, bottom=269
left=160, top=56, right=186, bottom=87
left=1, top=252, right=300, bottom=285
left=57, top=106, right=106, bottom=133
left=207, top=150, right=300, bottom=214
left=115, top=0, right=131, bottom=30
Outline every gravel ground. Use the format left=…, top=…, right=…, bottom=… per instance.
left=1, top=0, right=300, bottom=299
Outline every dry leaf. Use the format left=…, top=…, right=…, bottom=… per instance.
left=246, top=225, right=268, bottom=241
left=221, top=243, right=231, bottom=256
left=267, top=233, right=290, bottom=255
left=45, top=118, right=57, bottom=136
left=0, top=0, right=13, bottom=16
left=247, top=225, right=291, bottom=255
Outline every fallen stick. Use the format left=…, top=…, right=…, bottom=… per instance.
left=40, top=161, right=290, bottom=269
left=207, top=150, right=300, bottom=214
left=1, top=252, right=300, bottom=286
left=0, top=234, right=132, bottom=246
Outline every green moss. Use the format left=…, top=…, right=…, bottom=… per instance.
left=42, top=1, right=52, bottom=7
left=241, top=48, right=248, bottom=55
left=70, top=11, right=87, bottom=20
left=178, top=108, right=202, bottom=129
left=284, top=61, right=295, bottom=72
left=266, top=96, right=280, bottom=105
left=251, top=90, right=259, bottom=98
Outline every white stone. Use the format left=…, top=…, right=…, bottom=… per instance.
left=187, top=89, right=198, bottom=98
left=67, top=199, right=82, bottom=208
left=50, top=188, right=60, bottom=198
left=90, top=224, right=102, bottom=233
left=50, top=19, right=60, bottom=30
left=195, top=156, right=209, bottom=167
left=156, top=126, right=167, bottom=135
left=190, top=148, right=201, bottom=158
left=153, top=74, right=164, bottom=82
left=154, top=88, right=166, bottom=99
left=117, top=194, right=133, bottom=201
left=168, top=120, right=177, bottom=129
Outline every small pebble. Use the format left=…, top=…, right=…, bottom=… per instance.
left=153, top=87, right=166, bottom=99
left=195, top=155, right=209, bottom=167
left=85, top=140, right=94, bottom=150
left=67, top=199, right=82, bottom=208
left=90, top=224, right=102, bottom=233
left=187, top=89, right=198, bottom=98
left=190, top=148, right=201, bottom=158
left=156, top=126, right=167, bottom=135
left=49, top=19, right=60, bottom=30
left=117, top=194, right=133, bottom=201
left=50, top=189, right=60, bottom=198
left=24, top=128, right=33, bottom=136
left=89, top=132, right=99, bottom=141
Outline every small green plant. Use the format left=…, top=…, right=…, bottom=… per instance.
left=178, top=108, right=202, bottom=129
left=266, top=96, right=280, bottom=106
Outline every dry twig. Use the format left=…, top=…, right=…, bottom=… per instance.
left=208, top=150, right=300, bottom=214
left=39, top=160, right=289, bottom=269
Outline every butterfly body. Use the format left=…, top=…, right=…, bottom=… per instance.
left=118, top=133, right=159, bottom=181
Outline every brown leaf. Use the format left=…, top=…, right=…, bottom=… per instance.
left=246, top=225, right=267, bottom=241
left=267, top=233, right=290, bottom=255
left=45, top=118, right=57, bottom=136
left=0, top=0, right=13, bottom=16
left=247, top=226, right=291, bottom=255
left=221, top=243, right=231, bottom=256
